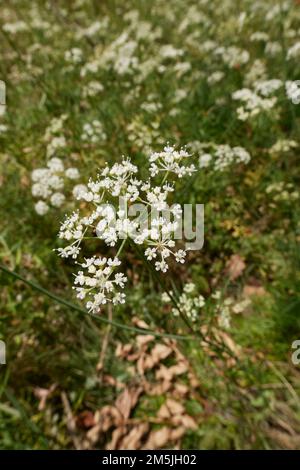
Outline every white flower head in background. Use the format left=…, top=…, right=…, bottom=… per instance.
left=162, top=282, right=205, bottom=322
left=64, top=47, right=83, bottom=64
left=287, top=42, right=300, bottom=60
left=56, top=146, right=199, bottom=313
left=286, top=81, right=300, bottom=105
left=149, top=145, right=195, bottom=178
left=81, top=120, right=107, bottom=143
left=31, top=157, right=82, bottom=215
left=232, top=87, right=277, bottom=121
left=198, top=144, right=251, bottom=171
left=44, top=115, right=68, bottom=158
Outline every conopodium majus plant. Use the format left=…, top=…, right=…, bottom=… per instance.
left=56, top=145, right=196, bottom=315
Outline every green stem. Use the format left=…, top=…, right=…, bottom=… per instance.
left=0, top=263, right=192, bottom=341
left=161, top=170, right=170, bottom=186
left=130, top=242, right=238, bottom=358
left=116, top=238, right=127, bottom=258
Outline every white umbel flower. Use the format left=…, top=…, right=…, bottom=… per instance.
left=31, top=158, right=81, bottom=214
left=73, top=256, right=127, bottom=313
left=50, top=192, right=66, bottom=207
left=65, top=167, right=80, bottom=179
left=149, top=145, right=195, bottom=178
left=56, top=145, right=203, bottom=311
left=286, top=81, right=300, bottom=105
left=35, top=200, right=49, bottom=216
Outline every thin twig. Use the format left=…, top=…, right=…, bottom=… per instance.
left=61, top=391, right=82, bottom=450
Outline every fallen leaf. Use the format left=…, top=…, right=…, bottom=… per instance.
left=115, top=342, right=133, bottom=358
left=136, top=334, right=155, bottom=347
left=164, top=398, right=185, bottom=416
left=178, top=414, right=197, bottom=429
left=106, top=426, right=127, bottom=450
left=157, top=403, right=171, bottom=419
left=95, top=405, right=123, bottom=431
left=226, top=254, right=246, bottom=281
left=119, top=423, right=149, bottom=450
left=170, top=426, right=186, bottom=440
left=173, top=383, right=189, bottom=397
left=145, top=380, right=172, bottom=396
left=218, top=330, right=241, bottom=357
left=115, top=386, right=143, bottom=421
left=243, top=285, right=266, bottom=297
left=150, top=344, right=172, bottom=363
left=76, top=411, right=96, bottom=429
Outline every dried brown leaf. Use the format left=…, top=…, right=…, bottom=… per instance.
left=170, top=426, right=186, bottom=440
left=115, top=342, right=133, bottom=358
left=119, top=423, right=149, bottom=450
left=218, top=331, right=241, bottom=357
left=143, top=426, right=171, bottom=449
left=85, top=424, right=102, bottom=445
left=150, top=344, right=172, bottom=363
left=164, top=398, right=185, bottom=416
left=94, top=405, right=123, bottom=431
left=227, top=254, right=246, bottom=281
left=132, top=317, right=150, bottom=329
left=106, top=426, right=127, bottom=450
left=173, top=383, right=189, bottom=397
left=178, top=414, right=197, bottom=429
left=145, top=380, right=172, bottom=396
left=115, top=386, right=143, bottom=421
left=136, top=334, right=155, bottom=348
left=76, top=411, right=96, bottom=429
left=243, top=285, right=266, bottom=297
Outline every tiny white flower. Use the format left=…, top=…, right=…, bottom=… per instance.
left=35, top=200, right=49, bottom=216
left=65, top=167, right=80, bottom=179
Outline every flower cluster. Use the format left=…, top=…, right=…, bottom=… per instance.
left=269, top=139, right=298, bottom=155
left=232, top=88, right=278, bottom=121
left=207, top=71, right=224, bottom=85
left=214, top=46, right=249, bottom=68
left=81, top=31, right=139, bottom=77
left=162, top=283, right=205, bottom=322
left=73, top=256, right=127, bottom=313
left=198, top=144, right=251, bottom=171
left=266, top=182, right=299, bottom=203
left=287, top=42, right=300, bottom=60
left=2, top=21, right=27, bottom=34
left=212, top=291, right=250, bottom=330
left=126, top=116, right=163, bottom=154
left=254, top=79, right=282, bottom=97
left=64, top=47, right=83, bottom=64
left=81, top=120, right=107, bottom=143
left=285, top=81, right=300, bottom=105
left=57, top=146, right=196, bottom=312
left=149, top=145, right=195, bottom=178
left=82, top=81, right=104, bottom=98
left=244, top=60, right=267, bottom=86
left=31, top=157, right=81, bottom=215
left=44, top=115, right=68, bottom=158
